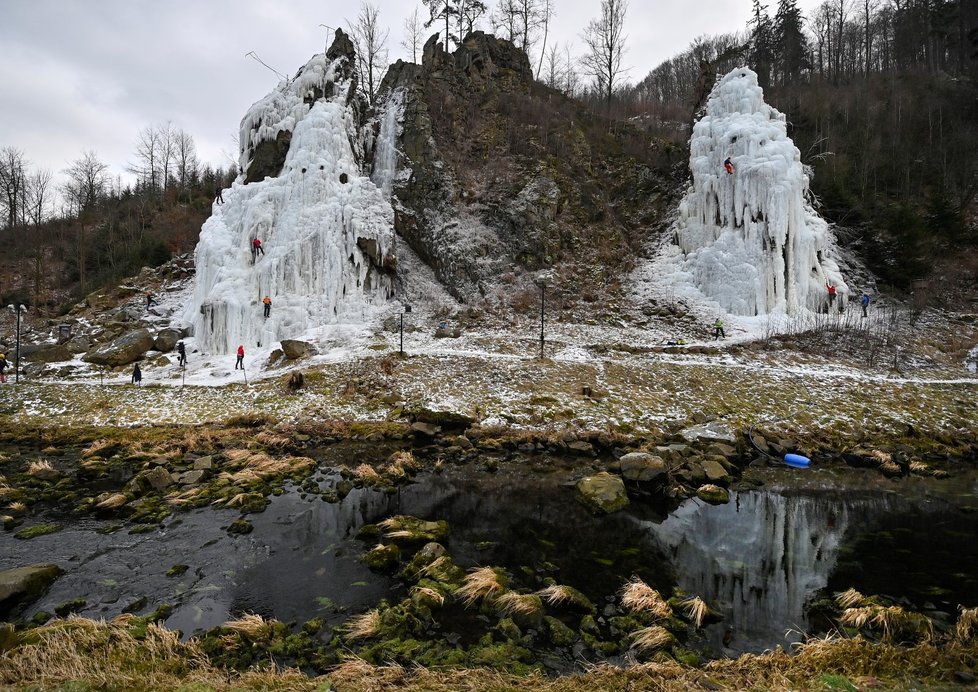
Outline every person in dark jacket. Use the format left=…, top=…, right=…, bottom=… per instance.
left=861, top=293, right=870, bottom=317
left=177, top=341, right=187, bottom=367
left=132, top=362, right=142, bottom=385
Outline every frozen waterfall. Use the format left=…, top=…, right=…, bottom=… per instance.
left=184, top=41, right=395, bottom=354
left=670, top=67, right=848, bottom=316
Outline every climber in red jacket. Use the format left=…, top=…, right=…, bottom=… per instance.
left=723, top=157, right=734, bottom=174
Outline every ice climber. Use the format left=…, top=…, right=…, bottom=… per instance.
left=252, top=238, right=265, bottom=260
left=146, top=292, right=157, bottom=309
left=235, top=344, right=245, bottom=370
left=723, top=157, right=734, bottom=174
left=827, top=283, right=837, bottom=309
left=714, top=318, right=725, bottom=340
left=263, top=295, right=272, bottom=318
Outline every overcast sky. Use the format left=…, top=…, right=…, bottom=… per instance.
left=0, top=0, right=824, bottom=187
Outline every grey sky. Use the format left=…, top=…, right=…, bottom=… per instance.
left=0, top=1, right=823, bottom=187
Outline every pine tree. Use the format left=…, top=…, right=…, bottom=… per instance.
left=748, top=0, right=775, bottom=85
left=774, top=0, right=810, bottom=85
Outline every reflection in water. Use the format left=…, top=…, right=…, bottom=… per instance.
left=648, top=490, right=978, bottom=653
left=646, top=491, right=891, bottom=653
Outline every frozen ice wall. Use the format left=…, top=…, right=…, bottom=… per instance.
left=185, top=34, right=395, bottom=354
left=672, top=67, right=847, bottom=316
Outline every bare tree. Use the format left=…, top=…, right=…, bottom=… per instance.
left=422, top=0, right=454, bottom=51
left=833, top=0, right=854, bottom=82
left=401, top=6, right=424, bottom=62
left=62, top=151, right=108, bottom=292
left=457, top=0, right=487, bottom=41
left=0, top=146, right=27, bottom=230
left=534, top=0, right=554, bottom=79
left=580, top=0, right=629, bottom=107
left=174, top=128, right=199, bottom=193
left=24, top=168, right=53, bottom=302
left=348, top=2, right=389, bottom=105
left=129, top=125, right=162, bottom=194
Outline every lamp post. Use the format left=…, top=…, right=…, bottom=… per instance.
left=534, top=272, right=552, bottom=360
left=399, top=304, right=412, bottom=355
left=8, top=304, right=27, bottom=383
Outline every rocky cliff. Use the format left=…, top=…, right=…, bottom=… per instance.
left=372, top=32, right=680, bottom=304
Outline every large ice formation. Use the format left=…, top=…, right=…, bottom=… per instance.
left=185, top=32, right=396, bottom=354
left=672, top=67, right=847, bottom=316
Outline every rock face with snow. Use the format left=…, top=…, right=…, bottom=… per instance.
left=671, top=67, right=848, bottom=316
left=185, top=29, right=396, bottom=354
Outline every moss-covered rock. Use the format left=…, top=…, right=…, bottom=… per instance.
left=363, top=543, right=401, bottom=572
left=575, top=472, right=629, bottom=515
left=379, top=515, right=449, bottom=544
left=0, top=564, right=62, bottom=617
left=696, top=483, right=730, bottom=505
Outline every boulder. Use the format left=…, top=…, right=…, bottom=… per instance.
left=575, top=472, right=629, bottom=515
left=680, top=421, right=738, bottom=444
left=696, top=484, right=730, bottom=505
left=700, top=458, right=731, bottom=484
left=280, top=339, right=317, bottom=360
left=82, top=328, right=154, bottom=366
left=567, top=440, right=595, bottom=456
left=619, top=452, right=668, bottom=482
left=127, top=466, right=173, bottom=494
left=0, top=564, right=62, bottom=617
left=21, top=343, right=72, bottom=364
left=178, top=469, right=207, bottom=486
left=411, top=421, right=441, bottom=437
left=153, top=328, right=182, bottom=352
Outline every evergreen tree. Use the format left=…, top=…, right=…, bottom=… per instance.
left=774, top=0, right=810, bottom=85
left=748, top=0, right=775, bottom=85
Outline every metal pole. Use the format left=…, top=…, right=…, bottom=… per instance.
left=399, top=313, right=404, bottom=354
left=15, top=307, right=21, bottom=384
left=539, top=284, right=545, bottom=359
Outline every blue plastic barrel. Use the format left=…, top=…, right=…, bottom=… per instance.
left=784, top=453, right=810, bottom=469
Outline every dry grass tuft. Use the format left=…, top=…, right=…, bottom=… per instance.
left=957, top=606, right=978, bottom=641
left=681, top=596, right=710, bottom=627
left=354, top=464, right=381, bottom=481
left=456, top=566, right=505, bottom=607
left=620, top=577, right=672, bottom=619
left=82, top=439, right=116, bottom=458
left=908, top=461, right=931, bottom=475
left=495, top=592, right=540, bottom=617
left=536, top=584, right=576, bottom=607
left=26, top=459, right=55, bottom=477
left=254, top=430, right=292, bottom=449
left=841, top=606, right=875, bottom=629
left=7, top=501, right=26, bottom=513
left=836, top=588, right=866, bottom=609
left=223, top=613, right=275, bottom=641
left=419, top=556, right=452, bottom=578
left=867, top=449, right=892, bottom=464
left=345, top=609, right=381, bottom=640
left=410, top=586, right=445, bottom=607
left=95, top=493, right=129, bottom=510
left=631, top=625, right=674, bottom=653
